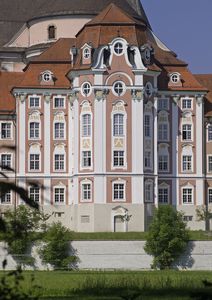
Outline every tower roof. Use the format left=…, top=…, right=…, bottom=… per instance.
left=0, top=0, right=151, bottom=47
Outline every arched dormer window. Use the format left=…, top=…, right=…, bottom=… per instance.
left=48, top=25, right=56, bottom=40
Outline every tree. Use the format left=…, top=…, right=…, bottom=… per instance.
left=39, top=222, right=78, bottom=269
left=196, top=205, right=212, bottom=231
left=144, top=205, right=189, bottom=269
left=2, top=205, right=49, bottom=266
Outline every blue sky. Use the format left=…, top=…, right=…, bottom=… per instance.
left=141, top=0, right=212, bottom=74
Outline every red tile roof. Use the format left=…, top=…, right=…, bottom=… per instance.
left=195, top=74, right=212, bottom=117
left=0, top=71, right=23, bottom=113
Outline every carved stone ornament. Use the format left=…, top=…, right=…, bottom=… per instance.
left=131, top=89, right=143, bottom=101
left=68, top=91, right=78, bottom=102
left=94, top=88, right=109, bottom=101
left=172, top=95, right=180, bottom=105
left=20, top=93, right=27, bottom=103
left=44, top=93, right=52, bottom=103
left=196, top=95, right=204, bottom=106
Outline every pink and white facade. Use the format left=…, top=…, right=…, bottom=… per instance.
left=0, top=1, right=211, bottom=232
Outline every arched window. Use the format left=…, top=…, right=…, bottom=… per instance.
left=113, top=114, right=124, bottom=136
left=48, top=25, right=56, bottom=40
left=82, top=114, right=91, bottom=137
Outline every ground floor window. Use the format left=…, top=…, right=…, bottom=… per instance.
left=113, top=183, right=125, bottom=201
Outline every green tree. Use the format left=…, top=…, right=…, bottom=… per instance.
left=39, top=222, right=78, bottom=269
left=2, top=205, right=49, bottom=266
left=196, top=205, right=212, bottom=231
left=144, top=205, right=189, bottom=269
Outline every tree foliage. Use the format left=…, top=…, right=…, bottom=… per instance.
left=196, top=206, right=212, bottom=222
left=39, top=222, right=78, bottom=269
left=144, top=205, right=189, bottom=269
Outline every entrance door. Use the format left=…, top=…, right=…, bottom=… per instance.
left=114, top=215, right=125, bottom=232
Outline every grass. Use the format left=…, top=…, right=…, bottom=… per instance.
left=1, top=270, right=212, bottom=299
left=70, top=230, right=212, bottom=241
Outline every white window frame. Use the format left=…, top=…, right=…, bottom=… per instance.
left=158, top=186, right=169, bottom=204
left=208, top=155, right=212, bottom=173
left=207, top=124, right=212, bottom=142
left=81, top=180, right=92, bottom=203
left=54, top=153, right=65, bottom=172
left=28, top=95, right=41, bottom=109
left=182, top=187, right=194, bottom=205
left=54, top=186, right=66, bottom=205
left=182, top=155, right=193, bottom=172
left=113, top=150, right=125, bottom=168
left=0, top=122, right=12, bottom=140
left=81, top=113, right=92, bottom=137
left=208, top=188, right=212, bottom=204
left=144, top=151, right=152, bottom=169
left=81, top=82, right=92, bottom=97
left=83, top=48, right=91, bottom=59
left=112, top=180, right=126, bottom=202
left=82, top=151, right=92, bottom=168
left=113, top=113, right=124, bottom=137
left=158, top=123, right=169, bottom=141
left=170, top=72, right=180, bottom=84
left=29, top=186, right=40, bottom=203
left=144, top=114, right=152, bottom=138
left=54, top=121, right=66, bottom=140
left=0, top=153, right=12, bottom=171
left=158, top=98, right=169, bottom=111
left=112, top=81, right=126, bottom=97
left=158, top=154, right=169, bottom=172
left=182, top=124, right=193, bottom=141
left=144, top=180, right=154, bottom=203
left=114, top=42, right=124, bottom=56
left=29, top=153, right=40, bottom=172
left=42, top=71, right=52, bottom=82
left=53, top=96, right=66, bottom=109
left=29, top=121, right=40, bottom=140
left=182, top=98, right=193, bottom=110
left=0, top=190, right=12, bottom=205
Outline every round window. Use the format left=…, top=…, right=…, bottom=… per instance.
left=113, top=81, right=125, bottom=96
left=145, top=82, right=153, bottom=97
left=114, top=42, right=123, bottom=55
left=43, top=72, right=51, bottom=82
left=83, top=48, right=90, bottom=59
left=171, top=73, right=180, bottom=83
left=82, top=82, right=91, bottom=96
left=145, top=49, right=151, bottom=61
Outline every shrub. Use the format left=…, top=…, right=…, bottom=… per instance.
left=144, top=205, right=189, bottom=269
left=39, top=222, right=78, bottom=269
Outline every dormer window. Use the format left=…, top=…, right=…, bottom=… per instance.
left=170, top=73, right=180, bottom=84
left=48, top=25, right=56, bottom=40
left=42, top=71, right=52, bottom=82
left=144, top=48, right=151, bottom=61
left=114, top=42, right=123, bottom=55
left=83, top=48, right=90, bottom=59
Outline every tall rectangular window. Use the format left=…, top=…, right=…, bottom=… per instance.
left=29, top=97, right=40, bottom=108
left=30, top=154, right=40, bottom=171
left=82, top=184, right=91, bottom=201
left=158, top=123, right=168, bottom=141
left=54, top=188, right=65, bottom=203
left=113, top=151, right=124, bottom=167
left=208, top=125, right=212, bottom=141
left=1, top=123, right=11, bottom=139
left=54, top=154, right=65, bottom=171
left=158, top=155, right=168, bottom=171
left=54, top=123, right=65, bottom=139
left=144, top=115, right=151, bottom=137
left=30, top=122, right=40, bottom=139
left=144, top=151, right=151, bottom=168
left=113, top=114, right=124, bottom=136
left=208, top=156, right=212, bottom=172
left=182, top=124, right=192, bottom=141
left=208, top=189, right=212, bottom=204
left=158, top=188, right=168, bottom=203
left=82, top=114, right=91, bottom=137
left=145, top=183, right=153, bottom=203
left=183, top=188, right=193, bottom=204
left=113, top=183, right=125, bottom=201
left=158, top=98, right=169, bottom=110
left=182, top=99, right=192, bottom=109
left=29, top=187, right=40, bottom=203
left=182, top=155, right=192, bottom=171
left=54, top=97, right=65, bottom=108
left=1, top=154, right=12, bottom=170
left=0, top=191, right=11, bottom=204
left=82, top=151, right=91, bottom=168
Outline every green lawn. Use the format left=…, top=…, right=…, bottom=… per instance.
left=71, top=230, right=212, bottom=241
left=2, top=270, right=212, bottom=299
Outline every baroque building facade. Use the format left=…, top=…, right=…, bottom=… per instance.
left=0, top=0, right=212, bottom=232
